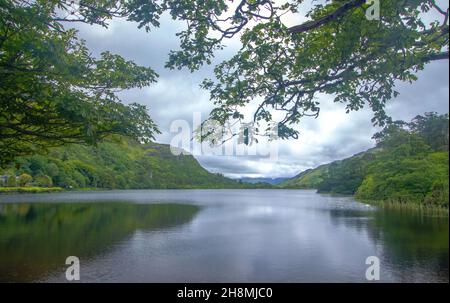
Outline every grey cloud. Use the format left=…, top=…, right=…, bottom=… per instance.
left=197, top=156, right=266, bottom=175
left=386, top=61, right=449, bottom=121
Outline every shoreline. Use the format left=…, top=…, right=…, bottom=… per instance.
left=0, top=187, right=64, bottom=194
left=0, top=185, right=277, bottom=194
left=1, top=187, right=448, bottom=213
left=276, top=187, right=449, bottom=213
left=359, top=198, right=449, bottom=215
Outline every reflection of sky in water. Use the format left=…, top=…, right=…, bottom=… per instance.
left=0, top=189, right=448, bottom=282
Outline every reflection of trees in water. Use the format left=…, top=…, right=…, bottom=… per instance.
left=326, top=208, right=375, bottom=235
left=327, top=207, right=449, bottom=282
left=370, top=209, right=448, bottom=282
left=0, top=202, right=200, bottom=282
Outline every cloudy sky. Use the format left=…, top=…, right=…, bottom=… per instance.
left=72, top=3, right=449, bottom=179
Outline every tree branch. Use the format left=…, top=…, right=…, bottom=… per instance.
left=422, top=51, right=449, bottom=62
left=288, top=0, right=366, bottom=34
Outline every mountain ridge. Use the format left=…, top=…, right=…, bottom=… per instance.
left=1, top=138, right=268, bottom=190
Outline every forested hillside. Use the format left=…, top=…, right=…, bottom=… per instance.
left=281, top=113, right=449, bottom=207
left=0, top=137, right=257, bottom=190
left=238, top=177, right=287, bottom=185
left=280, top=164, right=337, bottom=190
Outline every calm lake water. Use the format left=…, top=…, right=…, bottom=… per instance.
left=0, top=189, right=448, bottom=282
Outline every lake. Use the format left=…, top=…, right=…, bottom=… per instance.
left=0, top=189, right=448, bottom=282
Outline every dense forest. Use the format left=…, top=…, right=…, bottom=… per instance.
left=281, top=113, right=449, bottom=208
left=0, top=137, right=268, bottom=190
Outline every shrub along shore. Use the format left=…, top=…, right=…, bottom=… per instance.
left=0, top=187, right=63, bottom=194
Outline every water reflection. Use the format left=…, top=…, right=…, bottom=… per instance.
left=0, top=190, right=447, bottom=282
left=0, top=203, right=200, bottom=282
left=326, top=207, right=449, bottom=282
left=369, top=209, right=449, bottom=282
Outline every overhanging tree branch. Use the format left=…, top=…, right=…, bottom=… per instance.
left=288, top=0, right=366, bottom=34
left=423, top=51, right=449, bottom=62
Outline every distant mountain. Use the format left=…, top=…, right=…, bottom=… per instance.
left=238, top=177, right=287, bottom=185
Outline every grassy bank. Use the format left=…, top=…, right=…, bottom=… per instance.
left=358, top=198, right=449, bottom=215
left=0, top=187, right=64, bottom=194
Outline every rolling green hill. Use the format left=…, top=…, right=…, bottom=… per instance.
left=280, top=165, right=329, bottom=189
left=281, top=113, right=449, bottom=208
left=281, top=147, right=448, bottom=207
left=0, top=137, right=259, bottom=190
left=280, top=148, right=380, bottom=193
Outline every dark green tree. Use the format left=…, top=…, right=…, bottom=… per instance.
left=410, top=112, right=449, bottom=151
left=0, top=0, right=160, bottom=165
left=373, top=112, right=449, bottom=153
left=180, top=0, right=449, bottom=140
